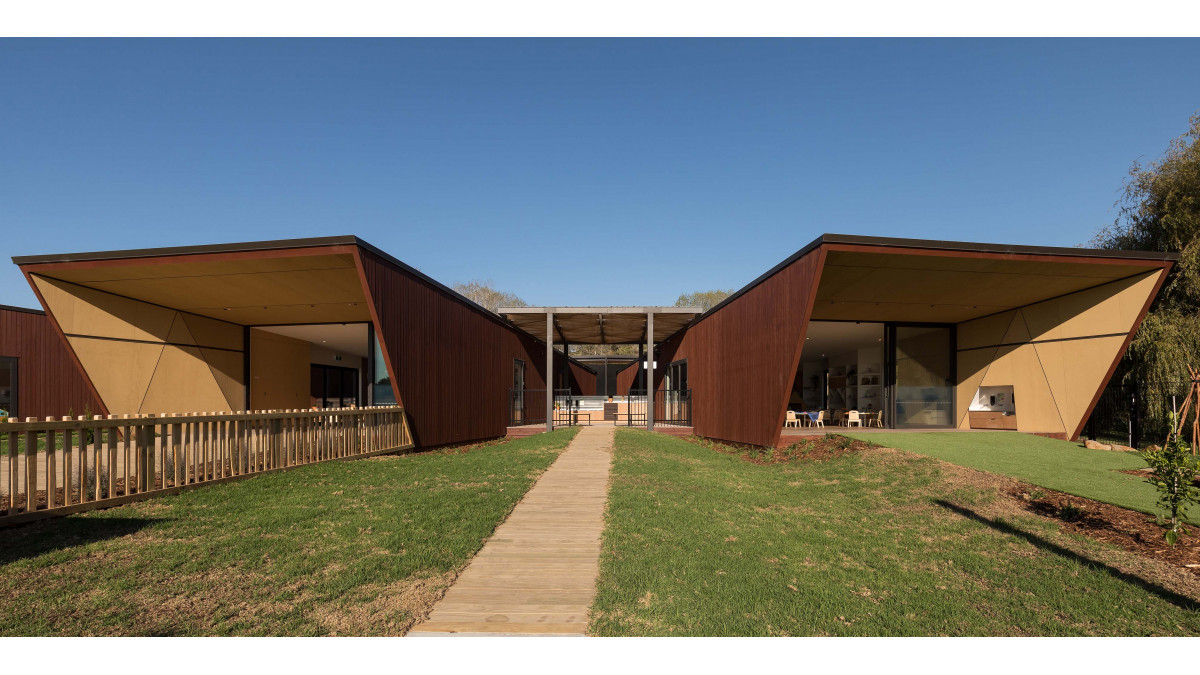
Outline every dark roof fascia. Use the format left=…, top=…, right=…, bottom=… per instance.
left=568, top=354, right=636, bottom=375
left=570, top=355, right=638, bottom=363
left=11, top=235, right=596, bottom=373
left=11, top=235, right=362, bottom=265
left=818, top=233, right=1180, bottom=262
left=0, top=303, right=45, bottom=315
left=350, top=237, right=510, bottom=326
left=687, top=235, right=826, bottom=329
left=688, top=233, right=1179, bottom=330
left=350, top=239, right=595, bottom=373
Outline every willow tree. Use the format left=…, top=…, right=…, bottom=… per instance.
left=1092, top=113, right=1200, bottom=431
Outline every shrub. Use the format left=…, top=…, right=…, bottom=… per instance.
left=1142, top=412, right=1200, bottom=545
left=163, top=449, right=177, bottom=485
left=73, top=466, right=111, bottom=500
left=1058, top=501, right=1086, bottom=521
left=67, top=406, right=96, bottom=445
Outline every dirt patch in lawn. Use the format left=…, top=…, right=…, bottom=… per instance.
left=1006, top=483, right=1200, bottom=576
left=316, top=570, right=456, bottom=636
left=685, top=434, right=872, bottom=464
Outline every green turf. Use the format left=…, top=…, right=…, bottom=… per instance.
left=842, top=432, right=1164, bottom=517
left=0, top=427, right=578, bottom=636
left=590, top=429, right=1200, bottom=636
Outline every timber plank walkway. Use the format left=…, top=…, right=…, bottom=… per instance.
left=409, top=425, right=613, bottom=636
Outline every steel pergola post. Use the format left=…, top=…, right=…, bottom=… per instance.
left=647, top=311, right=654, bottom=432
left=546, top=311, right=554, bottom=433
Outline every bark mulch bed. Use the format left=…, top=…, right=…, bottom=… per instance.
left=1006, top=482, right=1200, bottom=577
left=1117, top=468, right=1200, bottom=488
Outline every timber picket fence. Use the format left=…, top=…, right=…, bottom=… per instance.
left=0, top=406, right=413, bottom=526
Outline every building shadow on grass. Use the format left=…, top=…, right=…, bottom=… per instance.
left=0, top=516, right=164, bottom=566
left=934, top=500, right=1199, bottom=612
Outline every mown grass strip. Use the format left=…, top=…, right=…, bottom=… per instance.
left=0, top=427, right=578, bottom=636
left=590, top=429, right=1200, bottom=636
left=843, top=432, right=1163, bottom=517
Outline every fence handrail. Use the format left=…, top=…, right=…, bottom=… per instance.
left=1, top=406, right=404, bottom=432
left=2, top=405, right=413, bottom=526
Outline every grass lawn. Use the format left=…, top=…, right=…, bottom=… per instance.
left=0, top=427, right=578, bottom=636
left=843, top=432, right=1164, bottom=518
left=590, top=429, right=1200, bottom=636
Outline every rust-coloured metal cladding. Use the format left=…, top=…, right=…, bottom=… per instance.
left=615, top=359, right=638, bottom=395
left=354, top=247, right=591, bottom=448
left=0, top=305, right=103, bottom=419
left=569, top=360, right=597, bottom=396
left=664, top=247, right=826, bottom=448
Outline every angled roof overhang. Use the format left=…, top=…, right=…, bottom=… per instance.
left=698, top=234, right=1177, bottom=327
left=14, top=236, right=373, bottom=325
left=12, top=236, right=600, bottom=374
left=499, top=307, right=703, bottom=345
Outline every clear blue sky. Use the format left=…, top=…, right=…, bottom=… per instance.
left=3, top=39, right=1199, bottom=309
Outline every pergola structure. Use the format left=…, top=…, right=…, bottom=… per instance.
left=499, top=307, right=702, bottom=431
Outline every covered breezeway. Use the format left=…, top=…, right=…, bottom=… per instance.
left=499, top=307, right=701, bottom=433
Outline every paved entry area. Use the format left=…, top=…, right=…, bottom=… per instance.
left=409, top=425, right=613, bottom=636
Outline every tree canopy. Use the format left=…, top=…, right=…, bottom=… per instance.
left=675, top=289, right=733, bottom=311
left=569, top=344, right=639, bottom=357
left=1092, top=113, right=1200, bottom=312
left=1091, top=113, right=1200, bottom=429
left=451, top=280, right=527, bottom=313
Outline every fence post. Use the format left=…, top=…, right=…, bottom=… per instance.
left=272, top=416, right=282, bottom=469
left=45, top=418, right=57, bottom=509
left=138, top=415, right=156, bottom=492
left=24, top=418, right=38, bottom=512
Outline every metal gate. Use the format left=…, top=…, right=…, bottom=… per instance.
left=1084, top=379, right=1192, bottom=448
left=508, top=389, right=591, bottom=426
left=626, top=388, right=692, bottom=427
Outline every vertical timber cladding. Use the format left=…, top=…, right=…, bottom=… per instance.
left=568, top=361, right=597, bottom=395
left=956, top=268, right=1169, bottom=440
left=614, top=360, right=638, bottom=395
left=354, top=247, right=592, bottom=448
left=668, top=248, right=826, bottom=448
left=0, top=306, right=103, bottom=419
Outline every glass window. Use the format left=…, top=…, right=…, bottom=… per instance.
left=0, top=357, right=15, bottom=418
left=512, top=359, right=526, bottom=424
left=341, top=368, right=358, bottom=407
left=893, top=326, right=953, bottom=428
left=311, top=364, right=361, bottom=408
left=309, top=366, right=324, bottom=409
left=371, top=332, right=396, bottom=406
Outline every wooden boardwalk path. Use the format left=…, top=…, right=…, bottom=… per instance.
left=409, top=425, right=613, bottom=636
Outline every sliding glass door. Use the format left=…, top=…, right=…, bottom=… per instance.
left=887, top=324, right=955, bottom=429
